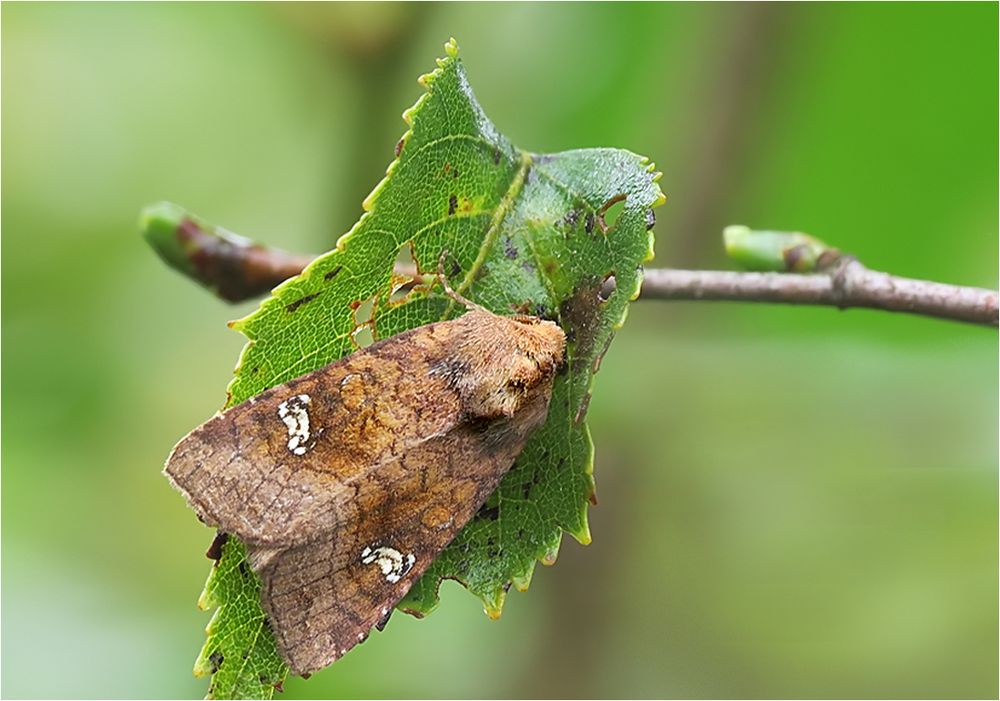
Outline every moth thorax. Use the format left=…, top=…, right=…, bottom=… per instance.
left=456, top=312, right=566, bottom=419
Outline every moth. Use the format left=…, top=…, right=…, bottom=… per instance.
left=163, top=282, right=566, bottom=676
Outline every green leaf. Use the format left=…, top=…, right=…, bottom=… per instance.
left=194, top=538, right=286, bottom=699
left=190, top=38, right=664, bottom=698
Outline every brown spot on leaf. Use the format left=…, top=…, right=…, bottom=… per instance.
left=448, top=195, right=457, bottom=216
left=324, top=265, right=343, bottom=281
left=493, top=147, right=502, bottom=165
left=574, top=392, right=592, bottom=425
left=395, top=137, right=405, bottom=158
left=560, top=276, right=605, bottom=358
left=286, top=293, right=319, bottom=313
left=208, top=651, right=224, bottom=674
left=584, top=212, right=595, bottom=234
left=205, top=532, right=228, bottom=562
left=503, top=237, right=518, bottom=259
left=592, top=333, right=615, bottom=374
left=562, top=209, right=581, bottom=228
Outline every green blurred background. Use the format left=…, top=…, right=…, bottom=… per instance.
left=2, top=3, right=997, bottom=698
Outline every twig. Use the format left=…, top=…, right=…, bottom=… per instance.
left=640, top=262, right=998, bottom=327
left=141, top=202, right=313, bottom=302
left=140, top=203, right=999, bottom=328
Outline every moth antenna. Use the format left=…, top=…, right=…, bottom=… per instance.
left=437, top=250, right=484, bottom=312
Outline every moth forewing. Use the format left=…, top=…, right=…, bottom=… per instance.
left=164, top=321, right=467, bottom=548
left=164, top=306, right=566, bottom=675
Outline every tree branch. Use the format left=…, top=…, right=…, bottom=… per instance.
left=640, top=263, right=998, bottom=327
left=142, top=202, right=314, bottom=302
left=141, top=203, right=999, bottom=328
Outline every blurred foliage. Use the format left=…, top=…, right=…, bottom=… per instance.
left=1, top=3, right=996, bottom=699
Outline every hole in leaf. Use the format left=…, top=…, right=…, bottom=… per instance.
left=352, top=294, right=376, bottom=326
left=350, top=292, right=378, bottom=348
left=390, top=242, right=425, bottom=305
left=597, top=194, right=627, bottom=234
left=351, top=325, right=375, bottom=349
left=390, top=280, right=418, bottom=304
left=598, top=273, right=617, bottom=303
left=208, top=651, right=224, bottom=674
left=393, top=242, right=418, bottom=278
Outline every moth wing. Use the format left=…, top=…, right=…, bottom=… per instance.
left=163, top=324, right=463, bottom=548
left=253, top=392, right=552, bottom=676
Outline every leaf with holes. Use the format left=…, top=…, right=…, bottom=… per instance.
left=187, top=38, right=664, bottom=699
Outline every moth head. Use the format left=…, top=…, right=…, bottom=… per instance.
left=457, top=309, right=566, bottom=419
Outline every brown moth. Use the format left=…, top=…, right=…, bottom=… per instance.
left=163, top=285, right=566, bottom=676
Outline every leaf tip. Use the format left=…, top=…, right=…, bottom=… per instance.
left=511, top=566, right=535, bottom=593
left=483, top=592, right=506, bottom=620
left=421, top=37, right=460, bottom=86
left=192, top=650, right=214, bottom=678
left=361, top=190, right=377, bottom=212
left=569, top=505, right=593, bottom=545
